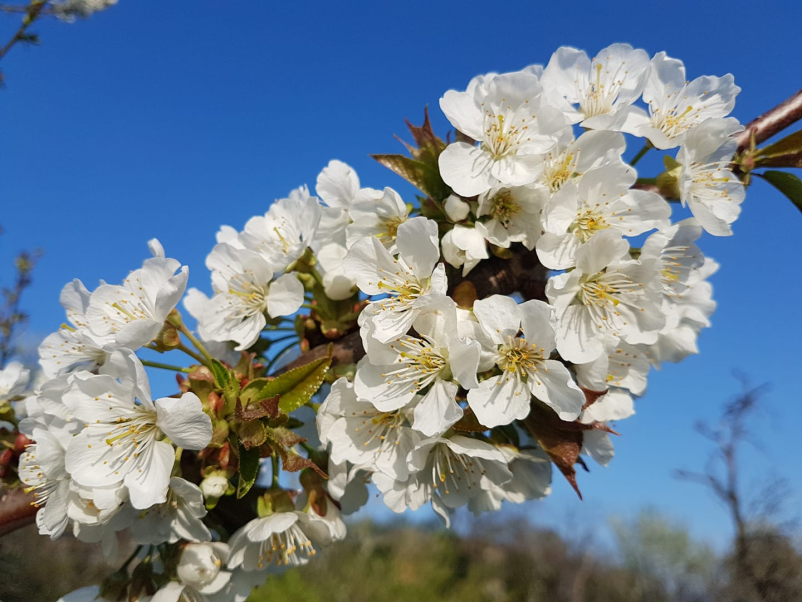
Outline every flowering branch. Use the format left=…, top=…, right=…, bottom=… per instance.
left=2, top=41, right=799, bottom=602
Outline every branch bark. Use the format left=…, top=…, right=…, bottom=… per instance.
left=736, top=88, right=802, bottom=153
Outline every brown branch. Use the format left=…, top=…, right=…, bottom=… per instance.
left=736, top=88, right=802, bottom=153
left=0, top=487, right=36, bottom=537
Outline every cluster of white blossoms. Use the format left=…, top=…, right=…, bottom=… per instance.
left=4, top=43, right=745, bottom=601
left=313, top=43, right=735, bottom=524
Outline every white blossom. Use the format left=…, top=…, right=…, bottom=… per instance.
left=354, top=300, right=480, bottom=437
left=344, top=217, right=447, bottom=343
left=129, top=477, right=211, bottom=544
left=628, top=52, right=740, bottom=149
left=199, top=243, right=304, bottom=350
left=322, top=378, right=421, bottom=480
left=228, top=511, right=334, bottom=571
left=541, top=43, right=650, bottom=130
left=64, top=350, right=211, bottom=509
left=439, top=70, right=567, bottom=196
left=39, top=280, right=117, bottom=378
left=546, top=230, right=665, bottom=363
left=374, top=435, right=512, bottom=527
left=533, top=129, right=626, bottom=192
left=475, top=184, right=549, bottom=250
left=537, top=159, right=671, bottom=269
left=18, top=426, right=72, bottom=539
left=468, top=296, right=585, bottom=427
left=441, top=226, right=488, bottom=276
left=86, top=256, right=188, bottom=350
left=239, top=186, right=322, bottom=271
left=676, top=118, right=745, bottom=236
left=346, top=187, right=410, bottom=252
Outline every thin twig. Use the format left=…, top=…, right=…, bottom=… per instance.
left=0, top=1, right=49, bottom=63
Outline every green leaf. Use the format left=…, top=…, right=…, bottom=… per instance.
left=239, top=379, right=274, bottom=407
left=210, top=359, right=240, bottom=416
left=757, top=170, right=802, bottom=213
left=258, top=347, right=332, bottom=414
left=757, top=130, right=802, bottom=159
left=236, top=444, right=261, bottom=499
left=210, top=359, right=231, bottom=388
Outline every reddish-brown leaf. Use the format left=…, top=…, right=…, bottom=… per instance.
left=580, top=387, right=608, bottom=410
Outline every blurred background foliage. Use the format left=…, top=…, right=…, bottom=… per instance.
left=1, top=508, right=800, bottom=602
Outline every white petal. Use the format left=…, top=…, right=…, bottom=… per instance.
left=266, top=274, right=304, bottom=317
left=155, top=393, right=212, bottom=450
left=438, top=143, right=494, bottom=197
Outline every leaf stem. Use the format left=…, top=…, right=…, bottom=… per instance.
left=177, top=324, right=214, bottom=365
left=271, top=453, right=280, bottom=487
left=140, top=359, right=191, bottom=373
left=629, top=141, right=653, bottom=167
left=120, top=545, right=143, bottom=571
left=176, top=342, right=206, bottom=365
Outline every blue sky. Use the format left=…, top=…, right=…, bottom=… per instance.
left=1, top=0, right=800, bottom=549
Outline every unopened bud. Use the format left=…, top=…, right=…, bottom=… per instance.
left=0, top=449, right=13, bottom=467
left=166, top=308, right=184, bottom=328
left=14, top=433, right=31, bottom=455
left=208, top=391, right=224, bottom=415
left=444, top=194, right=471, bottom=222
left=200, top=473, right=229, bottom=499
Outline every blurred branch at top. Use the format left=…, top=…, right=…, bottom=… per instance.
left=0, top=0, right=117, bottom=85
left=0, top=225, right=41, bottom=365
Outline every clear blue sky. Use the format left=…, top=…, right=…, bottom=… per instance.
left=2, top=0, right=800, bottom=549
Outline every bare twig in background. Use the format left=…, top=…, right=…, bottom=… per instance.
left=0, top=1, right=49, bottom=66
left=0, top=238, right=41, bottom=366
left=674, top=378, right=802, bottom=602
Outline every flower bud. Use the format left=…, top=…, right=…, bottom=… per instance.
left=444, top=194, right=471, bottom=222
left=200, top=473, right=229, bottom=499
left=14, top=433, right=31, bottom=455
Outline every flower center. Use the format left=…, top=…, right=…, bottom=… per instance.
left=487, top=190, right=521, bottom=228
left=373, top=262, right=425, bottom=312
left=577, top=270, right=645, bottom=332
left=579, top=61, right=624, bottom=118
left=571, top=205, right=610, bottom=242
left=497, top=336, right=545, bottom=380
left=352, top=409, right=406, bottom=452
left=257, top=523, right=316, bottom=568
left=227, top=277, right=269, bottom=317
left=686, top=161, right=741, bottom=203
left=430, top=444, right=485, bottom=496
left=377, top=216, right=407, bottom=244
left=481, top=110, right=534, bottom=160
left=381, top=336, right=448, bottom=392
left=543, top=151, right=580, bottom=192
left=650, top=101, right=699, bottom=139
